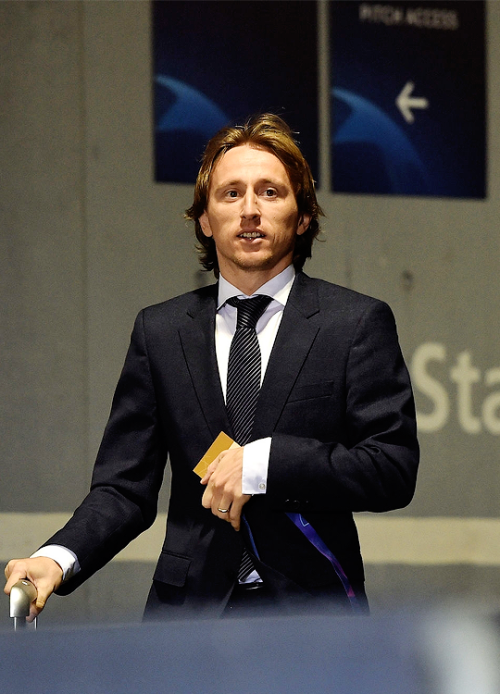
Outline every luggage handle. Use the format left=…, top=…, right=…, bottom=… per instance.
left=10, top=579, right=38, bottom=631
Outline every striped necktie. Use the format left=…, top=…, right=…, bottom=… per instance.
left=226, top=295, right=273, bottom=445
left=226, top=295, right=272, bottom=582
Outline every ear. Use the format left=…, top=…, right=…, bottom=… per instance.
left=199, top=212, right=213, bottom=238
left=297, top=214, right=311, bottom=236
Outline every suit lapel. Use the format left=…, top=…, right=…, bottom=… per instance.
left=252, top=273, right=321, bottom=439
left=178, top=274, right=321, bottom=443
left=178, top=285, right=232, bottom=440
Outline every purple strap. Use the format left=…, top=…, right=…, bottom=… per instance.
left=242, top=513, right=361, bottom=613
left=286, top=512, right=361, bottom=612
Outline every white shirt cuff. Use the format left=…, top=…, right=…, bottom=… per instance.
left=31, top=545, right=80, bottom=583
left=242, top=437, right=271, bottom=494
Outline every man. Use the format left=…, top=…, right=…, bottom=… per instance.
left=4, top=114, right=419, bottom=620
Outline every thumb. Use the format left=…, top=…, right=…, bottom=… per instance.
left=29, top=574, right=61, bottom=621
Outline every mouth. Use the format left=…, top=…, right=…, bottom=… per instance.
left=238, top=231, right=265, bottom=239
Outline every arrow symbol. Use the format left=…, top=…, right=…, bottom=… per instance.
left=396, top=81, right=429, bottom=124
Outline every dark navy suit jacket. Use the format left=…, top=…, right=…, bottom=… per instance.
left=49, top=272, right=419, bottom=617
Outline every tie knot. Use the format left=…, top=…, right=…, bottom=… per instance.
left=227, top=295, right=272, bottom=330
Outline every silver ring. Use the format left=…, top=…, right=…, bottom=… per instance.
left=217, top=508, right=229, bottom=513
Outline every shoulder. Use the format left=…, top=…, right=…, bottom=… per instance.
left=292, top=274, right=397, bottom=338
left=141, top=284, right=217, bottom=319
left=295, top=272, right=391, bottom=314
left=134, top=283, right=218, bottom=330
left=295, top=275, right=401, bottom=357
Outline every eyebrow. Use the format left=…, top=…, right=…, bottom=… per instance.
left=214, top=178, right=285, bottom=190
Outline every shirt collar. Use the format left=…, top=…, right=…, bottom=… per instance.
left=217, top=265, right=296, bottom=310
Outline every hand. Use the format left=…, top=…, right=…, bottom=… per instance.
left=201, top=447, right=251, bottom=531
left=4, top=557, right=63, bottom=622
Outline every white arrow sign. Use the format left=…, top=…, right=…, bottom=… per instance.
left=396, top=81, right=429, bottom=124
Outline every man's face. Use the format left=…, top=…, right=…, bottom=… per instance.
left=199, top=144, right=310, bottom=286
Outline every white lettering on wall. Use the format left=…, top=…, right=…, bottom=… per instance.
left=359, top=4, right=459, bottom=30
left=450, top=351, right=481, bottom=434
left=411, top=343, right=449, bottom=432
left=483, top=368, right=500, bottom=435
left=359, top=3, right=404, bottom=26
left=410, top=343, right=500, bottom=435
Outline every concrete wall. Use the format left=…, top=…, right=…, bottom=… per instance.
left=1, top=0, right=500, bottom=626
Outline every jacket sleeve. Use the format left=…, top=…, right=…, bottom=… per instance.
left=47, top=310, right=168, bottom=594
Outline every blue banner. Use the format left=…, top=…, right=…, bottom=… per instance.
left=331, top=1, right=486, bottom=198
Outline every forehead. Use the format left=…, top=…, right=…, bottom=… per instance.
left=210, top=144, right=291, bottom=185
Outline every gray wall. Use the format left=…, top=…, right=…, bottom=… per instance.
left=1, top=0, right=500, bottom=626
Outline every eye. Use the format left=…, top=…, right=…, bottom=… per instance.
left=225, top=189, right=239, bottom=199
left=263, top=188, right=277, bottom=198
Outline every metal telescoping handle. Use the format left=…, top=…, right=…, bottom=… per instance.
left=10, top=579, right=38, bottom=631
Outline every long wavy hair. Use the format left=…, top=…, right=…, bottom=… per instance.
left=185, top=113, right=323, bottom=276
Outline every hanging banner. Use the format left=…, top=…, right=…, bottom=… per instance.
left=331, top=1, right=486, bottom=198
left=153, top=1, right=319, bottom=184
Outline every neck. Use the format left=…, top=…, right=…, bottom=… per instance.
left=218, top=263, right=293, bottom=296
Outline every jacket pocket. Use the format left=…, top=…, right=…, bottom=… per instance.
left=287, top=380, right=335, bottom=403
left=153, top=551, right=191, bottom=587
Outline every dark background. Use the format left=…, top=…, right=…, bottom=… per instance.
left=153, top=0, right=319, bottom=184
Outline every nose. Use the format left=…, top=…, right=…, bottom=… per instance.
left=240, top=190, right=260, bottom=220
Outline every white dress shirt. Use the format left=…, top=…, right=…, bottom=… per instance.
left=32, top=265, right=296, bottom=581
left=216, top=265, right=295, bottom=494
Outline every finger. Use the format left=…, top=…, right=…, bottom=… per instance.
left=200, top=467, right=215, bottom=486
left=214, top=497, right=232, bottom=521
left=201, top=484, right=213, bottom=509
left=26, top=591, right=47, bottom=622
left=200, top=466, right=214, bottom=486
left=4, top=560, right=29, bottom=594
left=28, top=568, right=63, bottom=620
left=202, top=480, right=225, bottom=511
left=228, top=494, right=252, bottom=531
left=207, top=477, right=232, bottom=518
left=228, top=501, right=242, bottom=531
left=200, top=451, right=228, bottom=485
left=4, top=559, right=14, bottom=580
left=32, top=584, right=51, bottom=616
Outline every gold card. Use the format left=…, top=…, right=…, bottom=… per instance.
left=193, top=431, right=240, bottom=478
